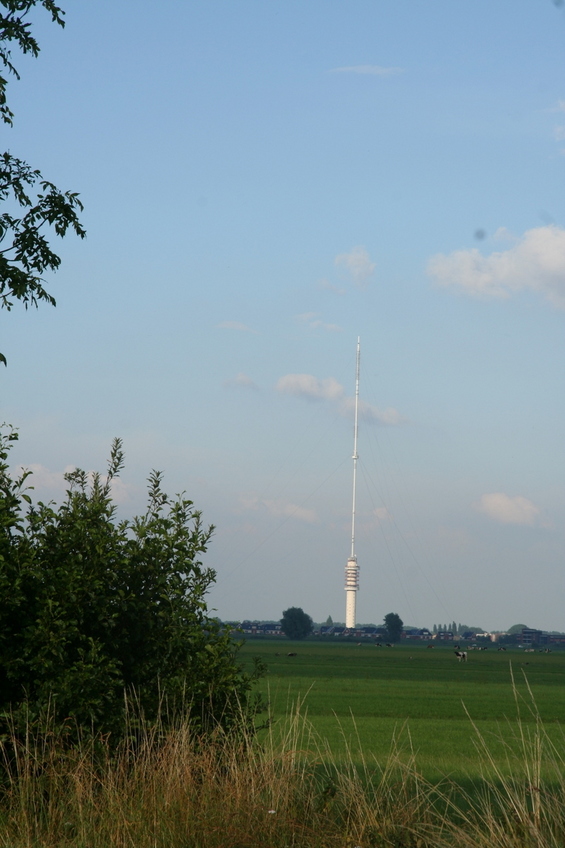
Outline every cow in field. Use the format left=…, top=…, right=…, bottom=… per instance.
left=454, top=650, right=467, bottom=662
left=287, top=652, right=297, bottom=657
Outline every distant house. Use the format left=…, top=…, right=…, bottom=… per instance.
left=435, top=630, right=454, bottom=641
left=231, top=621, right=283, bottom=636
left=261, top=622, right=282, bottom=635
left=406, top=628, right=432, bottom=640
left=521, top=628, right=548, bottom=646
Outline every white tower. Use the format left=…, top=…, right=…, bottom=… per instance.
left=345, top=338, right=361, bottom=629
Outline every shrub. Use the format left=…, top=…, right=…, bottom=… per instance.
left=0, top=428, right=263, bottom=741
left=281, top=606, right=313, bottom=640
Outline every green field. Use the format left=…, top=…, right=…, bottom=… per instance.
left=241, top=640, right=565, bottom=780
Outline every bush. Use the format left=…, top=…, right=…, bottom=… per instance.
left=0, top=428, right=263, bottom=741
left=281, top=607, right=313, bottom=640
left=384, top=612, right=403, bottom=643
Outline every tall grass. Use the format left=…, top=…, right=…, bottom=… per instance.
left=435, top=671, right=565, bottom=848
left=0, top=678, right=564, bottom=848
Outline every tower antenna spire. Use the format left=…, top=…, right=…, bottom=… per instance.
left=345, top=337, right=360, bottom=629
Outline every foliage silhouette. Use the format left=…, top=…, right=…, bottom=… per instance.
left=281, top=607, right=313, bottom=640
left=0, top=428, right=264, bottom=740
left=0, top=2, right=85, bottom=365
left=384, top=612, right=403, bottom=643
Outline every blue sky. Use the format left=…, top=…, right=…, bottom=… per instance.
left=2, top=0, right=565, bottom=631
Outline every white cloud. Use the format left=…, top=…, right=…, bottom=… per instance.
left=330, top=65, right=404, bottom=77
left=224, top=372, right=259, bottom=390
left=265, top=500, right=317, bottom=523
left=549, top=101, right=565, bottom=152
left=11, top=463, right=73, bottom=492
left=276, top=373, right=344, bottom=401
left=428, top=225, right=565, bottom=309
left=492, top=227, right=516, bottom=242
left=318, top=278, right=346, bottom=295
left=311, top=320, right=341, bottom=331
left=335, top=245, right=376, bottom=288
left=239, top=494, right=317, bottom=523
left=276, top=373, right=403, bottom=425
left=217, top=321, right=257, bottom=333
left=296, top=312, right=342, bottom=332
left=340, top=396, right=404, bottom=426
left=374, top=506, right=392, bottom=522
left=106, top=477, right=132, bottom=504
left=11, top=464, right=132, bottom=504
left=474, top=493, right=540, bottom=526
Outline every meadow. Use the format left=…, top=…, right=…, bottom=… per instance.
left=241, top=639, right=565, bottom=780
left=2, top=640, right=565, bottom=846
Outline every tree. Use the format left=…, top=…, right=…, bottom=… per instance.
left=325, top=615, right=333, bottom=626
left=0, top=428, right=264, bottom=739
left=507, top=623, right=529, bottom=635
left=0, top=2, right=85, bottom=365
left=384, top=612, right=403, bottom=643
left=280, top=607, right=313, bottom=640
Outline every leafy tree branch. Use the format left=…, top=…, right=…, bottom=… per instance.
left=0, top=2, right=84, bottom=365
left=0, top=0, right=65, bottom=126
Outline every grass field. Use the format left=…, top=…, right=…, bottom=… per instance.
left=241, top=640, right=565, bottom=780
left=2, top=641, right=565, bottom=846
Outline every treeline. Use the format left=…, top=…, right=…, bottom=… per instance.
left=432, top=622, right=483, bottom=635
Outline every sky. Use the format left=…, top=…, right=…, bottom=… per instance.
left=2, top=0, right=565, bottom=632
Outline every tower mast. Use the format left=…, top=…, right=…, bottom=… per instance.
left=345, top=337, right=360, bottom=629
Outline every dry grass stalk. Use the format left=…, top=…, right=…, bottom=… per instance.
left=0, top=680, right=564, bottom=848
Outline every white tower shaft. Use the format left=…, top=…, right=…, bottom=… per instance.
left=345, top=338, right=360, bottom=629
